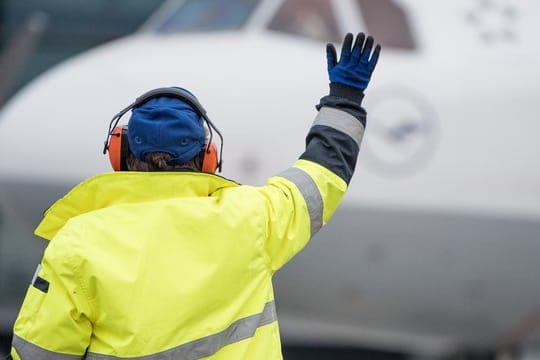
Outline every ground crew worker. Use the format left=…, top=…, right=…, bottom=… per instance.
left=9, top=32, right=381, bottom=359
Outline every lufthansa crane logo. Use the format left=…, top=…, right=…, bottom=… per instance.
left=361, top=87, right=439, bottom=177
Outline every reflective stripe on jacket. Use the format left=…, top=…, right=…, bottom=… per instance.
left=11, top=106, right=365, bottom=359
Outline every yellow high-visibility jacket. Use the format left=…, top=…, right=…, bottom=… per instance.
left=10, top=106, right=365, bottom=359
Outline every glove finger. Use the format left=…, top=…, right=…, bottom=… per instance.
left=351, top=32, right=365, bottom=62
left=339, top=33, right=353, bottom=63
left=326, top=43, right=337, bottom=71
left=368, top=44, right=381, bottom=70
left=361, top=36, right=374, bottom=63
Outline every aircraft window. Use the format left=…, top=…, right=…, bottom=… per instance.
left=156, top=0, right=261, bottom=33
left=267, top=0, right=341, bottom=43
left=356, top=0, right=416, bottom=50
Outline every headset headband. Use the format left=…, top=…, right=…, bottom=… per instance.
left=103, top=87, right=223, bottom=172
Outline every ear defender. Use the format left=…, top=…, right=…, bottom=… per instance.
left=201, top=143, right=219, bottom=173
left=108, top=126, right=129, bottom=171
left=107, top=125, right=219, bottom=173
left=103, top=87, right=224, bottom=173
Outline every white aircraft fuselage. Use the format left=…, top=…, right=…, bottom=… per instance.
left=0, top=0, right=539, bottom=357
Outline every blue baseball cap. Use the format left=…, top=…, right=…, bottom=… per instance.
left=127, top=95, right=206, bottom=164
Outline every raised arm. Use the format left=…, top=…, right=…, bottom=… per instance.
left=261, top=33, right=382, bottom=271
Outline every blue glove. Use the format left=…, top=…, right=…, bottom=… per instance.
left=327, top=33, right=381, bottom=91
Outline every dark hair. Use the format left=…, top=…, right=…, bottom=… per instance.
left=126, top=152, right=201, bottom=172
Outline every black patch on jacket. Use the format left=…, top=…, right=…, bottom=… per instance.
left=33, top=276, right=50, bottom=293
left=300, top=125, right=359, bottom=184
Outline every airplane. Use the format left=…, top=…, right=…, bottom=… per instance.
left=1, top=0, right=540, bottom=358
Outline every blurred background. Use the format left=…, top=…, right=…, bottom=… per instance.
left=0, top=0, right=165, bottom=355
left=0, top=0, right=165, bottom=105
left=1, top=0, right=539, bottom=359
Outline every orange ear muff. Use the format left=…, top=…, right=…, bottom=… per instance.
left=201, top=143, right=218, bottom=173
left=108, top=126, right=129, bottom=171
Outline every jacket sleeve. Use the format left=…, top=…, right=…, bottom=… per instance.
left=259, top=84, right=366, bottom=272
left=10, top=227, right=92, bottom=359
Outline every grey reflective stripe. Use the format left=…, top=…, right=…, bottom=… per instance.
left=85, top=301, right=277, bottom=360
left=314, top=107, right=365, bottom=148
left=12, top=335, right=84, bottom=360
left=278, top=167, right=323, bottom=237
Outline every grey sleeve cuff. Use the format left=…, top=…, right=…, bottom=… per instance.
left=316, top=83, right=367, bottom=127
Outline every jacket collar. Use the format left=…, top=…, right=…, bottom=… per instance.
left=35, top=171, right=238, bottom=241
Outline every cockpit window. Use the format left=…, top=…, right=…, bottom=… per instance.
left=267, top=0, right=341, bottom=43
left=356, top=0, right=416, bottom=49
left=156, top=0, right=261, bottom=33
left=148, top=0, right=416, bottom=50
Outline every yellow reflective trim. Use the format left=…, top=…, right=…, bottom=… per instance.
left=85, top=301, right=277, bottom=360
left=12, top=335, right=84, bottom=360
left=278, top=167, right=323, bottom=237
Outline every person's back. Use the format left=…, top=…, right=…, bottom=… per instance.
left=9, top=33, right=381, bottom=359
left=40, top=173, right=282, bottom=358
